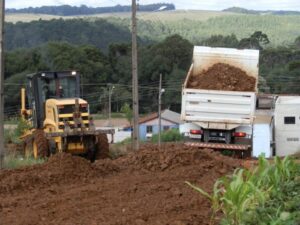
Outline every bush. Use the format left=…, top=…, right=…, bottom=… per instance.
left=4, top=118, right=31, bottom=144
left=151, top=129, right=183, bottom=143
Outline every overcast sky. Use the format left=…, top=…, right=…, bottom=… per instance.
left=6, top=0, right=300, bottom=11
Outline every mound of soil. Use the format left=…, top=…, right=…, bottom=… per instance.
left=116, top=143, right=239, bottom=173
left=0, top=143, right=241, bottom=225
left=0, top=153, right=96, bottom=194
left=188, top=63, right=256, bottom=91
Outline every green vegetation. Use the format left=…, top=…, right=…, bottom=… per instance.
left=4, top=119, right=31, bottom=144
left=5, top=18, right=133, bottom=51
left=151, top=129, right=183, bottom=143
left=186, top=156, right=300, bottom=225
left=91, top=113, right=126, bottom=120
left=3, top=12, right=300, bottom=117
left=6, top=3, right=175, bottom=16
left=4, top=13, right=300, bottom=51
left=5, top=31, right=300, bottom=117
left=4, top=34, right=192, bottom=115
left=120, top=103, right=133, bottom=125
left=4, top=154, right=45, bottom=169
left=223, top=7, right=300, bottom=16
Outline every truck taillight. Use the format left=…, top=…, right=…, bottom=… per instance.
left=233, top=132, right=246, bottom=137
left=190, top=130, right=203, bottom=135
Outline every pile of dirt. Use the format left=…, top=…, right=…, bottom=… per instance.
left=188, top=63, right=256, bottom=91
left=0, top=153, right=96, bottom=193
left=115, top=143, right=240, bottom=173
left=0, top=143, right=241, bottom=225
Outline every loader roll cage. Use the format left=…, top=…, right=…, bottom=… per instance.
left=26, top=71, right=81, bottom=129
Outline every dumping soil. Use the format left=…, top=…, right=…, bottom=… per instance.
left=188, top=63, right=256, bottom=91
left=0, top=143, right=241, bottom=225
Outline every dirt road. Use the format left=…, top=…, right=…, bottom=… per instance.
left=0, top=144, right=240, bottom=225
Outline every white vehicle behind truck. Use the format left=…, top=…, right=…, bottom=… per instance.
left=181, top=46, right=259, bottom=151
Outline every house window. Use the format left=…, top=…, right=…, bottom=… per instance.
left=163, top=126, right=170, bottom=131
left=284, top=117, right=295, bottom=124
left=146, top=125, right=153, bottom=133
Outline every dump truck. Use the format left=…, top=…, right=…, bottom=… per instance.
left=21, top=71, right=114, bottom=161
left=181, top=46, right=259, bottom=152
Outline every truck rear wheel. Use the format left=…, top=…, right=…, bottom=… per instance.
left=33, top=130, right=49, bottom=159
left=95, top=133, right=109, bottom=160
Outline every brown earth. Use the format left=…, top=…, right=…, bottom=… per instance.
left=188, top=63, right=256, bottom=91
left=0, top=143, right=241, bottom=225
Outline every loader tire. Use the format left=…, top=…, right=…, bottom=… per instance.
left=23, top=138, right=33, bottom=158
left=95, top=133, right=109, bottom=160
left=33, top=130, right=49, bottom=159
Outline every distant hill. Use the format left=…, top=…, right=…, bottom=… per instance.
left=6, top=3, right=175, bottom=16
left=4, top=10, right=300, bottom=50
left=223, top=7, right=259, bottom=14
left=223, top=7, right=300, bottom=15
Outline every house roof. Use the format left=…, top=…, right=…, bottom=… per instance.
left=138, top=112, right=158, bottom=124
left=139, top=109, right=183, bottom=125
left=162, top=109, right=183, bottom=124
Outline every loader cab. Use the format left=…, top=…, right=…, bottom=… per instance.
left=26, top=71, right=81, bottom=129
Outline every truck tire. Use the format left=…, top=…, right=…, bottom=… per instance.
left=95, top=133, right=109, bottom=160
left=33, top=130, right=49, bottom=159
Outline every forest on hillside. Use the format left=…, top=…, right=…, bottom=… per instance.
left=6, top=3, right=175, bottom=16
left=4, top=14, right=300, bottom=52
left=4, top=32, right=300, bottom=118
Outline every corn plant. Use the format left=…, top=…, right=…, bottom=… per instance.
left=186, top=180, right=223, bottom=225
left=186, top=169, right=266, bottom=225
left=186, top=155, right=299, bottom=225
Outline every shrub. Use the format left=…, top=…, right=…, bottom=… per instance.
left=4, top=118, right=31, bottom=144
left=151, top=128, right=183, bottom=143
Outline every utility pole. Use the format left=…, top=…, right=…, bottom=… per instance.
left=0, top=0, right=4, bottom=169
left=158, top=73, right=162, bottom=149
left=108, top=84, right=114, bottom=127
left=132, top=0, right=139, bottom=150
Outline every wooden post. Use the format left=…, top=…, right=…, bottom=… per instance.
left=132, top=0, right=139, bottom=151
left=0, top=0, right=5, bottom=169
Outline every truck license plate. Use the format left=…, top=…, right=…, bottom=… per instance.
left=189, top=134, right=202, bottom=139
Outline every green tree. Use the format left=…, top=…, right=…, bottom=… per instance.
left=238, top=31, right=270, bottom=50
left=201, top=34, right=239, bottom=48
left=120, top=103, right=133, bottom=125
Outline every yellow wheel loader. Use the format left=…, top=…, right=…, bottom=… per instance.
left=20, top=71, right=114, bottom=161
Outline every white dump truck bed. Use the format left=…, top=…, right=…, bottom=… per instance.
left=181, top=46, right=259, bottom=130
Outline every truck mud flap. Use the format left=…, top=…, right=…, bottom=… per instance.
left=185, top=142, right=250, bottom=151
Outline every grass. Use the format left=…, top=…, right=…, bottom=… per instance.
left=3, top=154, right=45, bottom=169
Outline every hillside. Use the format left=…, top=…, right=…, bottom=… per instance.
left=223, top=7, right=300, bottom=15
left=6, top=11, right=300, bottom=50
left=4, top=10, right=300, bottom=47
left=5, top=10, right=236, bottom=23
left=6, top=3, right=175, bottom=16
